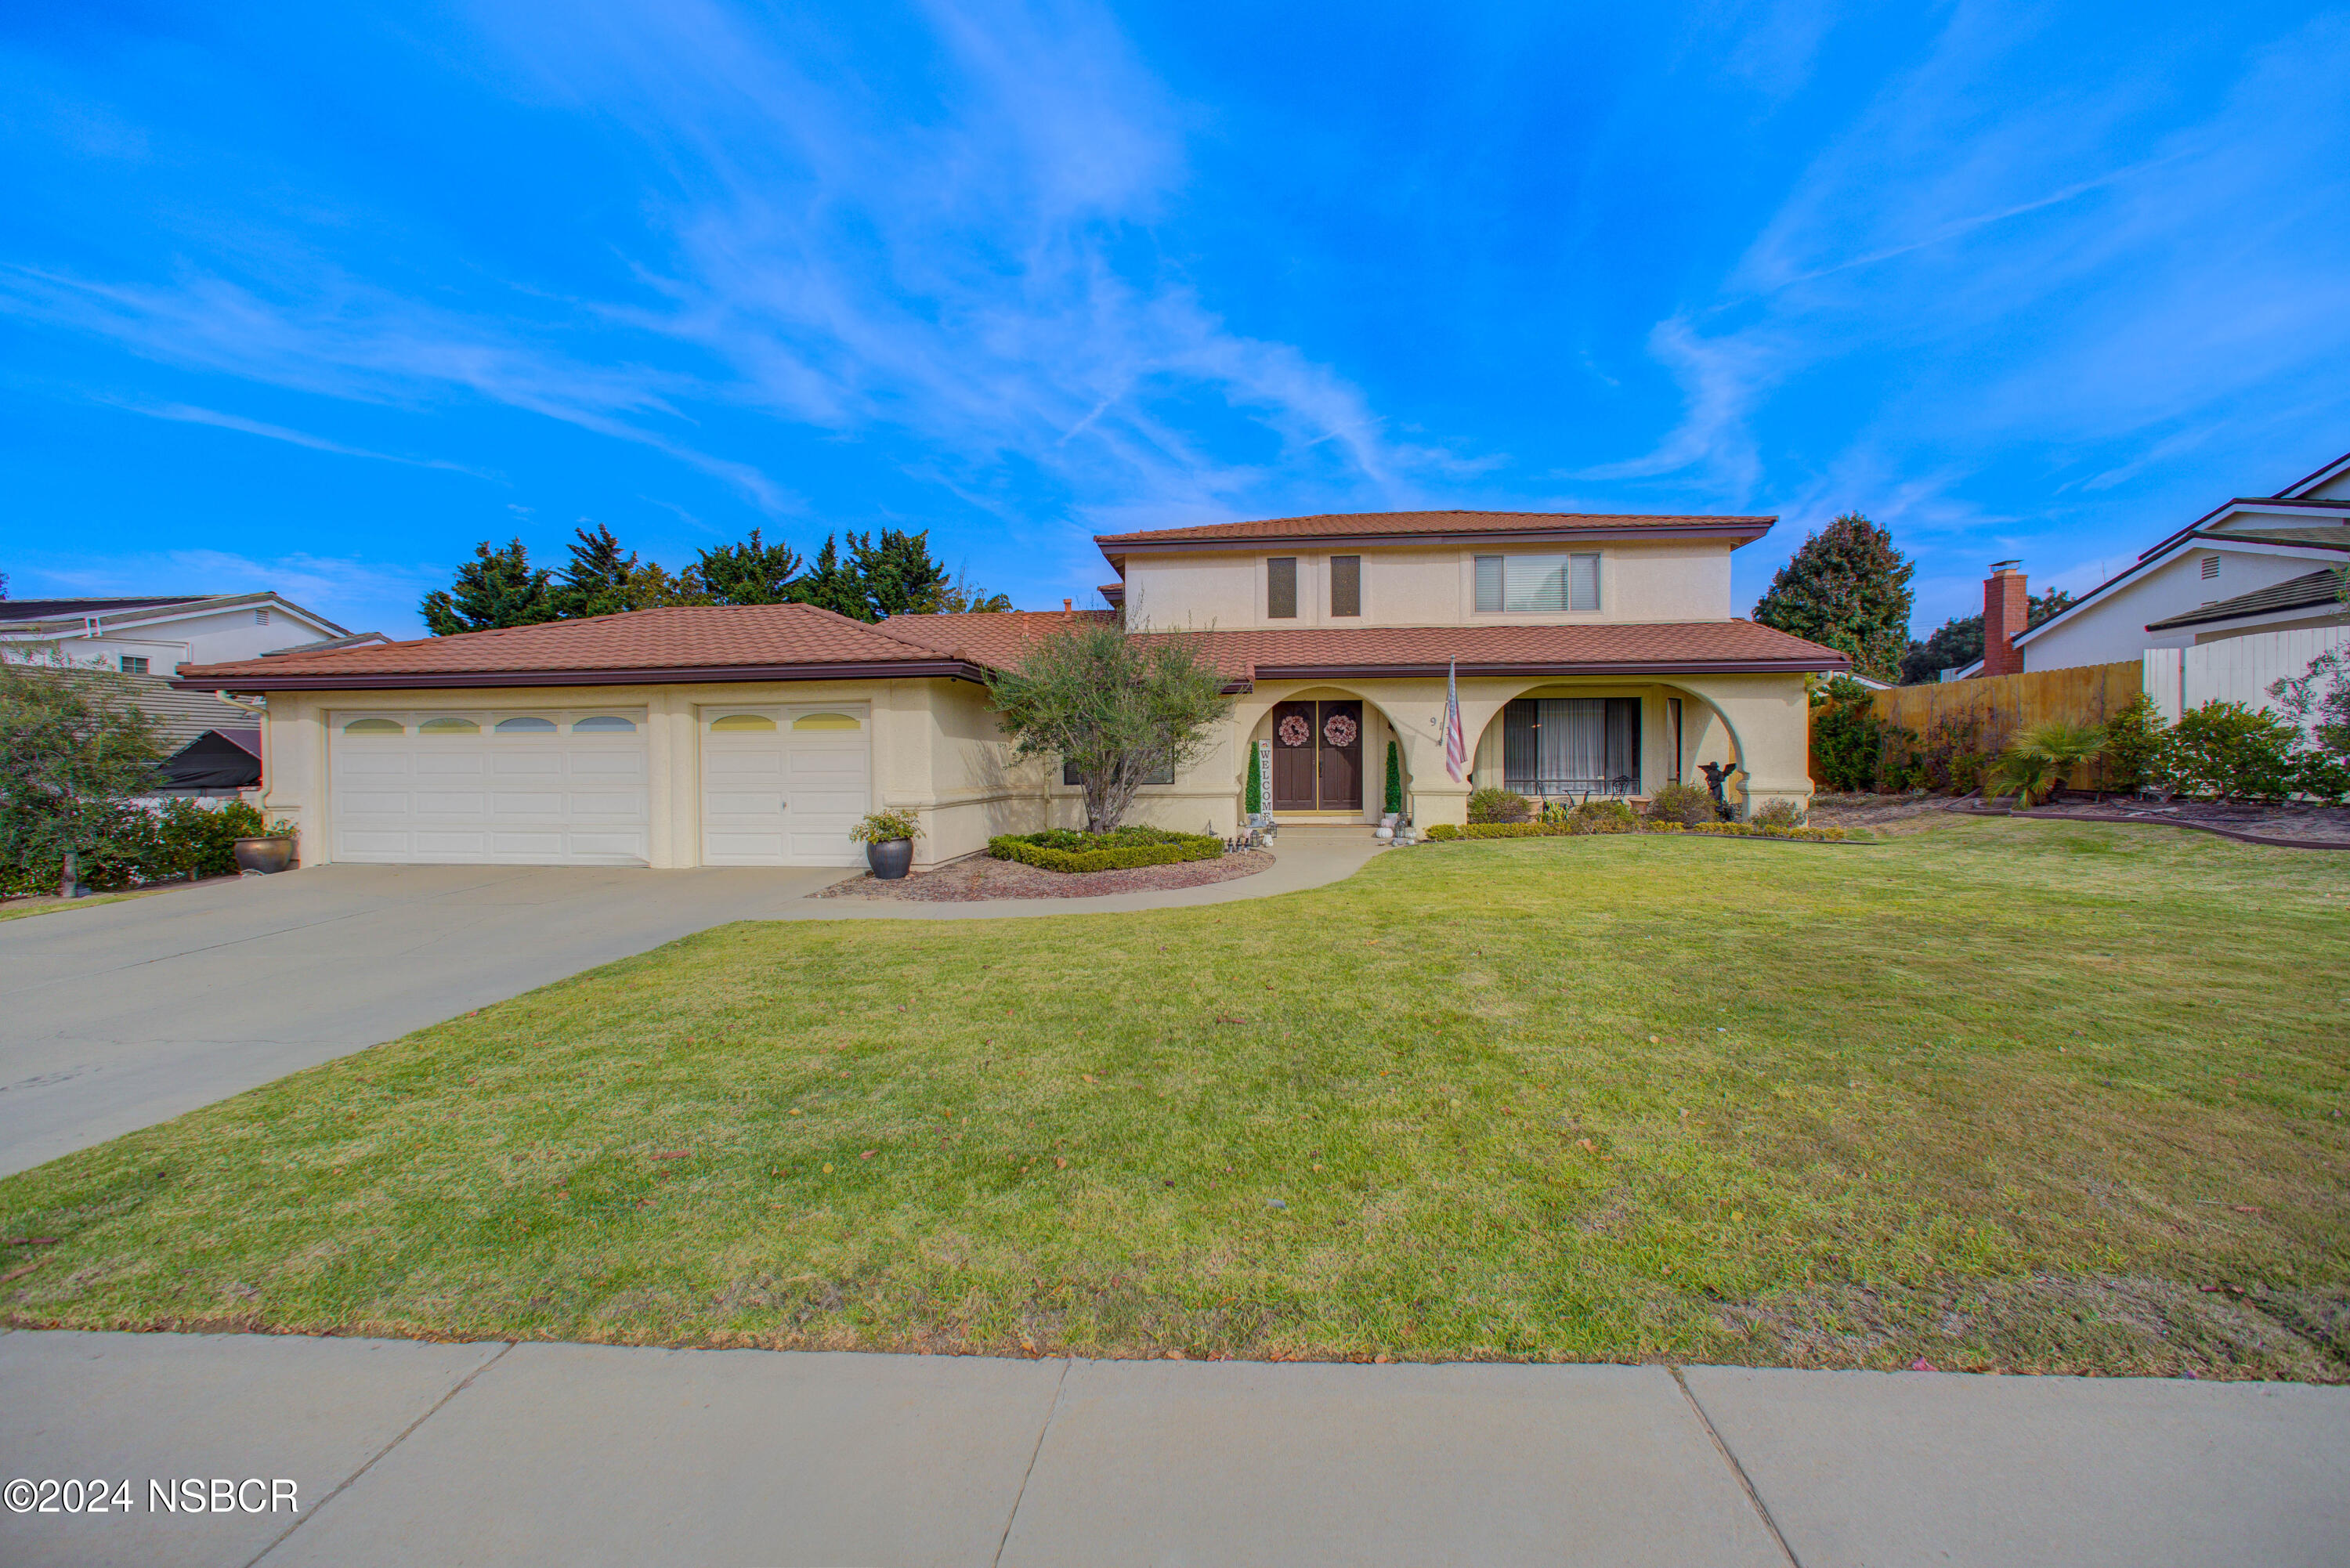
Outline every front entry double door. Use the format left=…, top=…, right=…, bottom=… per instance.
left=1271, top=699, right=1364, bottom=812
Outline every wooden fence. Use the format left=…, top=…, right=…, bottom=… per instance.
left=1810, top=660, right=2144, bottom=789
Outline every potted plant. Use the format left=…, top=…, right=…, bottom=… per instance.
left=1382, top=739, right=1404, bottom=831
left=233, top=818, right=299, bottom=875
left=849, top=807, right=924, bottom=880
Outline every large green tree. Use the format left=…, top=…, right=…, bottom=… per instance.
left=986, top=623, right=1234, bottom=833
left=1751, top=512, right=1916, bottom=682
left=419, top=539, right=559, bottom=636
left=0, top=663, right=164, bottom=896
left=851, top=528, right=953, bottom=618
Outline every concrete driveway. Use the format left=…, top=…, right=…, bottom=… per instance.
left=0, top=864, right=844, bottom=1177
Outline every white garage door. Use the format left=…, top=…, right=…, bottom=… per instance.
left=329, top=709, right=650, bottom=865
left=701, top=706, right=872, bottom=866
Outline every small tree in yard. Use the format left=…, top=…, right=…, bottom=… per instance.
left=987, top=623, right=1235, bottom=833
left=1, top=663, right=164, bottom=895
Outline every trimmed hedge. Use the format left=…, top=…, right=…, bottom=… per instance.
left=2, top=798, right=268, bottom=898
left=987, top=826, right=1225, bottom=874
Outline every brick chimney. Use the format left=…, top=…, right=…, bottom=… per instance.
left=1981, top=560, right=2027, bottom=677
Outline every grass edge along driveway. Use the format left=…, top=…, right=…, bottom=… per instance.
left=4, top=820, right=2346, bottom=1379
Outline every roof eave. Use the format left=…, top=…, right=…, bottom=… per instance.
left=1097, top=521, right=1774, bottom=560
left=169, top=659, right=993, bottom=693
left=1246, top=655, right=1845, bottom=681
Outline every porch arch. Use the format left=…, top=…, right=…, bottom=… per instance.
left=1231, top=684, right=1419, bottom=819
left=1463, top=679, right=1752, bottom=803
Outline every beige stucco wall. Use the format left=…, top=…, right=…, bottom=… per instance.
left=258, top=677, right=1050, bottom=872
left=1120, top=539, right=1737, bottom=630
left=255, top=661, right=1815, bottom=870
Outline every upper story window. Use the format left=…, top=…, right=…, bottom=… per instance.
left=119, top=656, right=150, bottom=674
left=1267, top=557, right=1298, bottom=619
left=1475, top=553, right=1600, bottom=613
left=1330, top=555, right=1361, bottom=617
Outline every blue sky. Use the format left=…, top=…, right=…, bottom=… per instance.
left=5, top=1, right=2347, bottom=639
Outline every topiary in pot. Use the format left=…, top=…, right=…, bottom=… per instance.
left=1383, top=739, right=1404, bottom=820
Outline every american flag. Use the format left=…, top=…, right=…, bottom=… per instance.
left=1443, top=659, right=1467, bottom=781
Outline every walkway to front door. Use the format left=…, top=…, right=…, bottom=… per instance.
left=1271, top=699, right=1363, bottom=812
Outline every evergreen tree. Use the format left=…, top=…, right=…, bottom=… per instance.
left=1751, top=513, right=1915, bottom=682
left=852, top=528, right=954, bottom=618
left=1383, top=739, right=1404, bottom=815
left=555, top=523, right=642, bottom=618
left=420, top=539, right=558, bottom=636
left=695, top=529, right=803, bottom=606
left=786, top=537, right=871, bottom=620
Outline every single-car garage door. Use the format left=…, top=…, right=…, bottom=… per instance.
left=701, top=706, right=872, bottom=866
left=329, top=709, right=650, bottom=865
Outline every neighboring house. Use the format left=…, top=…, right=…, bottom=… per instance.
left=173, top=511, right=1845, bottom=871
left=0, top=591, right=378, bottom=677
left=1993, top=450, right=2350, bottom=674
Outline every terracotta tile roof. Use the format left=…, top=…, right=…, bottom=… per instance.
left=175, top=604, right=977, bottom=690
left=174, top=603, right=1844, bottom=692
left=1094, top=509, right=1775, bottom=552
left=883, top=612, right=1846, bottom=680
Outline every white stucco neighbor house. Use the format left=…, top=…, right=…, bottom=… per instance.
left=172, top=510, right=1847, bottom=872
left=1998, top=449, right=2349, bottom=674
left=0, top=591, right=378, bottom=677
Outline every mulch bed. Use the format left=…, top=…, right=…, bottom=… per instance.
left=816, top=849, right=1278, bottom=902
left=1809, top=790, right=2350, bottom=847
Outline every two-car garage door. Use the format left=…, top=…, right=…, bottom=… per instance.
left=329, top=709, right=652, bottom=865
left=327, top=705, right=873, bottom=867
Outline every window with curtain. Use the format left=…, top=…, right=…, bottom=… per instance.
left=1329, top=555, right=1361, bottom=616
left=1267, top=557, right=1298, bottom=618
left=1500, top=697, right=1640, bottom=794
left=1473, top=553, right=1600, bottom=612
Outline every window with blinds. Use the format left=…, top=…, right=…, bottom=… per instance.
left=1330, top=555, right=1361, bottom=616
left=1473, top=553, right=1600, bottom=612
left=1267, top=557, right=1298, bottom=618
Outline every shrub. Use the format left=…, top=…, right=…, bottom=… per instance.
left=1750, top=798, right=1807, bottom=829
left=1644, top=782, right=1723, bottom=825
left=1383, top=740, right=1404, bottom=817
left=1466, top=786, right=1531, bottom=823
left=986, top=826, right=1223, bottom=873
left=0, top=797, right=268, bottom=898
left=2099, top=695, right=2172, bottom=794
left=1690, top=822, right=1852, bottom=842
left=1809, top=676, right=1882, bottom=792
left=848, top=808, right=924, bottom=844
left=2169, top=702, right=2300, bottom=801
left=1567, top=799, right=1639, bottom=834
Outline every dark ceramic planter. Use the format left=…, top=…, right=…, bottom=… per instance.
left=233, top=836, right=295, bottom=874
left=866, top=837, right=914, bottom=880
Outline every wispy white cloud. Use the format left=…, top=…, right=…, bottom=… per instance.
left=97, top=397, right=502, bottom=479
left=1574, top=316, right=1791, bottom=498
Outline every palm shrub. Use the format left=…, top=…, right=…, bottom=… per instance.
left=1989, top=720, right=2108, bottom=806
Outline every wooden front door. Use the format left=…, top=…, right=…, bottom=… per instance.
left=1270, top=699, right=1363, bottom=811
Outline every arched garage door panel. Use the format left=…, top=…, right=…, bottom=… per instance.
left=329, top=710, right=650, bottom=865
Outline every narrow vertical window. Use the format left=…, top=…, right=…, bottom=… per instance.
left=1568, top=553, right=1601, bottom=612
left=1330, top=555, right=1361, bottom=617
left=1267, top=557, right=1298, bottom=619
left=1473, top=556, right=1503, bottom=612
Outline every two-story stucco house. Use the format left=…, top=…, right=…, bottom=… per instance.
left=172, top=510, right=1845, bottom=871
left=0, top=591, right=371, bottom=676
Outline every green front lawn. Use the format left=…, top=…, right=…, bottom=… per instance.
left=5, top=820, right=2346, bottom=1377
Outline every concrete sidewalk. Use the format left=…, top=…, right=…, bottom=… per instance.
left=3, top=1330, right=2343, bottom=1567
